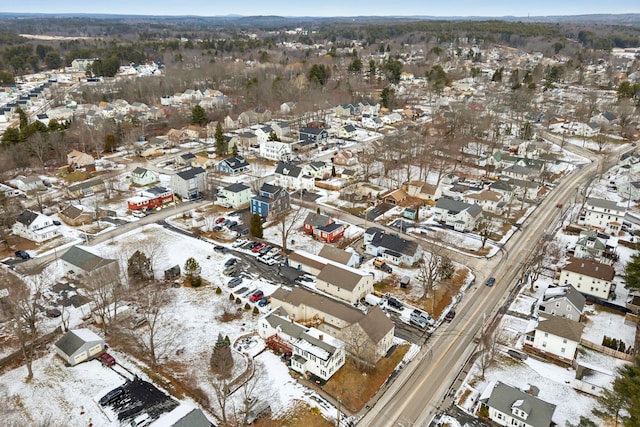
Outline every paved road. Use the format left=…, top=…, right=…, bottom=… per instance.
left=358, top=142, right=634, bottom=426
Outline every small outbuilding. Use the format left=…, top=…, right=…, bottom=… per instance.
left=54, top=329, right=105, bottom=366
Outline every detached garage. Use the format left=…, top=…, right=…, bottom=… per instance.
left=54, top=329, right=105, bottom=366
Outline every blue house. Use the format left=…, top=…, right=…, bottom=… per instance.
left=216, top=156, right=250, bottom=176
left=250, top=183, right=290, bottom=220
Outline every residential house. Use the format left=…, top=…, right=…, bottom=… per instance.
left=258, top=310, right=345, bottom=381
left=216, top=156, right=251, bottom=176
left=254, top=125, right=275, bottom=143
left=524, top=315, right=584, bottom=364
left=299, top=127, right=329, bottom=145
left=130, top=167, right=159, bottom=186
left=280, top=102, right=296, bottom=115
left=402, top=180, right=442, bottom=202
left=464, top=189, right=506, bottom=214
left=66, top=179, right=106, bottom=199
left=259, top=139, right=299, bottom=161
left=59, top=245, right=119, bottom=278
left=287, top=251, right=328, bottom=276
left=254, top=107, right=271, bottom=123
left=382, top=189, right=407, bottom=205
left=54, top=329, right=105, bottom=366
left=71, top=58, right=98, bottom=71
left=170, top=167, right=206, bottom=200
left=250, top=183, right=290, bottom=220
left=318, top=244, right=360, bottom=268
left=538, top=285, right=585, bottom=321
left=238, top=110, right=258, bottom=126
left=337, top=124, right=357, bottom=139
left=303, top=212, right=333, bottom=234
left=573, top=230, right=617, bottom=263
left=223, top=114, right=238, bottom=130
left=557, top=257, right=616, bottom=300
left=140, top=145, right=163, bottom=158
left=502, top=164, right=540, bottom=181
left=316, top=263, right=374, bottom=304
left=335, top=103, right=359, bottom=117
left=191, top=153, right=217, bottom=169
left=0, top=183, right=20, bottom=197
left=217, top=183, right=252, bottom=209
left=579, top=198, right=626, bottom=236
left=303, top=161, right=330, bottom=180
left=58, top=204, right=94, bottom=226
left=176, top=152, right=196, bottom=167
left=573, top=362, right=615, bottom=397
left=477, top=151, right=504, bottom=169
left=12, top=209, right=61, bottom=243
left=480, top=381, right=556, bottom=427
left=270, top=121, right=291, bottom=139
left=127, top=186, right=174, bottom=211
left=313, top=222, right=345, bottom=243
left=167, top=128, right=191, bottom=145
left=333, top=150, right=358, bottom=166
left=381, top=112, right=403, bottom=125
left=364, top=228, right=422, bottom=266
left=274, top=161, right=315, bottom=191
left=617, top=180, right=640, bottom=201
left=269, top=287, right=394, bottom=363
left=433, top=197, right=483, bottom=232
left=361, top=114, right=383, bottom=130
left=509, top=178, right=543, bottom=201
left=10, top=175, right=44, bottom=192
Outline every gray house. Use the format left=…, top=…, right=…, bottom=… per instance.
left=538, top=285, right=585, bottom=321
left=480, top=381, right=556, bottom=427
left=54, top=329, right=105, bottom=366
left=363, top=228, right=422, bottom=266
left=60, top=245, right=118, bottom=278
left=170, top=167, right=206, bottom=200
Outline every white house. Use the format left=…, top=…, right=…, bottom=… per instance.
left=573, top=229, right=617, bottom=263
left=54, top=329, right=105, bottom=366
left=259, top=139, right=298, bottom=161
left=403, top=180, right=442, bottom=202
left=579, top=197, right=626, bottom=236
left=524, top=315, right=584, bottom=364
left=363, top=228, right=422, bottom=266
left=318, top=244, right=360, bottom=268
left=480, top=381, right=556, bottom=427
left=557, top=257, right=615, bottom=300
left=302, top=161, right=330, bottom=180
left=217, top=183, right=252, bottom=208
left=12, top=210, right=60, bottom=243
left=130, top=167, right=159, bottom=186
left=273, top=161, right=315, bottom=191
left=315, top=263, right=374, bottom=305
left=463, top=189, right=506, bottom=214
left=433, top=197, right=483, bottom=232
left=59, top=245, right=119, bottom=278
left=573, top=362, right=615, bottom=397
left=337, top=124, right=357, bottom=139
left=258, top=310, right=345, bottom=381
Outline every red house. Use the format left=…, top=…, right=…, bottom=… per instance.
left=127, top=186, right=174, bottom=211
left=313, top=222, right=345, bottom=243
left=303, top=212, right=334, bottom=234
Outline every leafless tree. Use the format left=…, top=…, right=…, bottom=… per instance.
left=417, top=245, right=443, bottom=300
left=523, top=238, right=547, bottom=292
left=84, top=262, right=122, bottom=334
left=24, top=132, right=50, bottom=173
left=476, top=218, right=496, bottom=249
left=130, top=287, right=178, bottom=367
left=277, top=206, right=305, bottom=252
left=477, top=326, right=502, bottom=379
left=232, top=363, right=271, bottom=427
left=0, top=193, right=22, bottom=250
left=342, top=323, right=377, bottom=373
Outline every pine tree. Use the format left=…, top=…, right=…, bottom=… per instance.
left=191, top=105, right=207, bottom=126
left=250, top=214, right=263, bottom=238
left=127, top=250, right=153, bottom=282
left=210, top=333, right=234, bottom=378
left=214, top=122, right=226, bottom=156
left=183, top=257, right=201, bottom=282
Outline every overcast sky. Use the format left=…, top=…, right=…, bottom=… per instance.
left=2, top=0, right=638, bottom=17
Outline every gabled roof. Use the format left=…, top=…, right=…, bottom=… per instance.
left=481, top=381, right=556, bottom=427
left=357, top=306, right=394, bottom=344
left=371, top=232, right=419, bottom=257
left=60, top=246, right=116, bottom=274
left=586, top=197, right=625, bottom=212
left=16, top=209, right=39, bottom=226
left=59, top=204, right=90, bottom=220
left=271, top=287, right=363, bottom=324
left=316, top=222, right=344, bottom=233
left=224, top=183, right=251, bottom=193
left=536, top=315, right=584, bottom=342
left=176, top=167, right=206, bottom=180
left=562, top=256, right=615, bottom=281
left=221, top=156, right=249, bottom=170
left=54, top=328, right=103, bottom=356
left=318, top=245, right=353, bottom=265
left=275, top=161, right=303, bottom=177
left=300, top=127, right=326, bottom=135
left=317, top=264, right=365, bottom=292
left=435, top=197, right=482, bottom=218
left=304, top=212, right=332, bottom=228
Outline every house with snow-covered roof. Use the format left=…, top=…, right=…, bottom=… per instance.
left=538, top=285, right=585, bottom=321
left=557, top=256, right=616, bottom=300
left=579, top=197, right=626, bottom=236
left=363, top=227, right=422, bottom=266
left=524, top=314, right=584, bottom=365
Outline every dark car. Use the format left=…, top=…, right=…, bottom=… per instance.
left=227, top=220, right=238, bottom=228
left=250, top=290, right=264, bottom=302
left=486, top=277, right=496, bottom=287
left=387, top=297, right=404, bottom=310
left=15, top=250, right=30, bottom=260
left=53, top=220, right=62, bottom=226
left=445, top=310, right=456, bottom=322
left=258, top=296, right=270, bottom=307
left=224, top=258, right=238, bottom=267
left=228, top=277, right=243, bottom=288
left=214, top=245, right=229, bottom=253
left=99, top=386, right=124, bottom=406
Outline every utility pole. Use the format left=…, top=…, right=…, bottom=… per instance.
left=336, top=398, right=341, bottom=427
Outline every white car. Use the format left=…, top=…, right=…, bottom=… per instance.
left=132, top=210, right=147, bottom=218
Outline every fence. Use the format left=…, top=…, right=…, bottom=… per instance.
left=580, top=338, right=635, bottom=362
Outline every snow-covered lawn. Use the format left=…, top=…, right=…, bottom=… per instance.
left=582, top=305, right=637, bottom=349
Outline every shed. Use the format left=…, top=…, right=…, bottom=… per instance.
left=400, top=276, right=411, bottom=288
left=164, top=265, right=181, bottom=280
left=54, top=329, right=105, bottom=366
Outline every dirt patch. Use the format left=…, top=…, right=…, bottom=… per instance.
left=323, top=344, right=409, bottom=411
left=263, top=400, right=334, bottom=427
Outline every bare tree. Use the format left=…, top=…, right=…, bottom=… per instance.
left=211, top=374, right=233, bottom=426
left=417, top=245, right=443, bottom=300
left=84, top=262, right=122, bottom=334
left=477, top=326, right=502, bottom=379
left=342, top=323, right=376, bottom=373
left=476, top=218, right=495, bottom=249
left=0, top=192, right=22, bottom=250
left=277, top=206, right=305, bottom=252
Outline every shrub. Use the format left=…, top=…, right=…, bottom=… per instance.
left=191, top=276, right=202, bottom=287
left=244, top=303, right=251, bottom=311
left=235, top=297, right=241, bottom=304
left=252, top=306, right=259, bottom=315
left=216, top=287, right=222, bottom=294
left=229, top=294, right=235, bottom=300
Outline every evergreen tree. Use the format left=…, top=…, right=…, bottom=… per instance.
left=214, top=122, right=226, bottom=156
left=380, top=87, right=396, bottom=109
left=191, top=105, right=208, bottom=126
left=127, top=250, right=153, bottom=282
left=183, top=257, right=201, bottom=282
left=210, top=333, right=233, bottom=378
left=624, top=250, right=640, bottom=293
left=250, top=214, right=263, bottom=238
left=593, top=355, right=640, bottom=426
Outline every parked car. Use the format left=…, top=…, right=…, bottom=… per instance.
left=252, top=243, right=266, bottom=253
left=249, top=241, right=261, bottom=250
left=410, top=313, right=429, bottom=329
left=250, top=290, right=264, bottom=302
left=445, top=310, right=456, bottom=322
left=99, top=386, right=124, bottom=406
left=215, top=217, right=226, bottom=224
left=227, top=220, right=238, bottom=228
left=15, top=250, right=30, bottom=260
left=214, top=245, right=229, bottom=253
left=486, top=277, right=496, bottom=287
left=98, top=352, right=116, bottom=367
left=132, top=210, right=146, bottom=218
left=387, top=297, right=404, bottom=310
left=258, top=296, right=270, bottom=307
left=53, top=220, right=62, bottom=226
left=258, top=245, right=272, bottom=256
left=228, top=277, right=243, bottom=288
left=224, top=258, right=238, bottom=267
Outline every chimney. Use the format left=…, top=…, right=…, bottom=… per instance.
left=319, top=334, right=323, bottom=341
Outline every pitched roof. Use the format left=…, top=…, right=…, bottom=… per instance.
left=176, top=167, right=206, bottom=180
left=358, top=306, right=394, bottom=344
left=481, top=381, right=556, bottom=427
left=536, top=315, right=584, bottom=342
left=224, top=183, right=251, bottom=193
left=275, top=161, right=303, bottom=177
left=59, top=204, right=88, bottom=220
left=54, top=328, right=103, bottom=356
left=222, top=155, right=249, bottom=170
left=288, top=251, right=327, bottom=271
left=318, top=245, right=353, bottom=265
left=304, top=212, right=332, bottom=228
left=16, top=209, right=39, bottom=226
left=270, top=287, right=363, bottom=324
left=317, top=264, right=366, bottom=291
left=586, top=197, right=625, bottom=212
left=60, top=246, right=116, bottom=274
left=562, top=256, right=615, bottom=281
left=371, top=231, right=420, bottom=257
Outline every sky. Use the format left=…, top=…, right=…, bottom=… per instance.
left=1, top=0, right=638, bottom=18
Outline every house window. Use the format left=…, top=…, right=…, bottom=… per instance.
left=563, top=339, right=567, bottom=344
left=544, top=332, right=549, bottom=338
left=555, top=301, right=560, bottom=308
left=542, top=342, right=547, bottom=348
left=561, top=347, right=566, bottom=353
